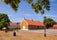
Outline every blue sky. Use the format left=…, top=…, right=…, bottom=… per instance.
left=0, top=0, right=57, bottom=23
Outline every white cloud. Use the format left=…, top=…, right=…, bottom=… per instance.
left=43, top=14, right=57, bottom=18
left=21, top=13, right=33, bottom=17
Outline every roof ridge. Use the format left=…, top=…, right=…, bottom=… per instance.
left=24, top=19, right=44, bottom=24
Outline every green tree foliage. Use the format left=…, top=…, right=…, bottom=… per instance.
left=2, top=0, right=20, bottom=11
left=0, top=13, right=10, bottom=29
left=43, top=18, right=56, bottom=28
left=2, top=0, right=50, bottom=14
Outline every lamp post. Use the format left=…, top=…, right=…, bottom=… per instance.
left=44, top=25, right=46, bottom=37
left=44, top=16, right=46, bottom=37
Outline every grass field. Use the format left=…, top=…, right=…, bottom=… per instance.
left=0, top=30, right=57, bottom=40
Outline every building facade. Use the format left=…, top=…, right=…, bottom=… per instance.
left=20, top=19, right=44, bottom=30
left=8, top=22, right=20, bottom=29
left=53, top=24, right=57, bottom=29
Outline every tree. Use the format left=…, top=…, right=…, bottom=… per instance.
left=0, top=13, right=10, bottom=30
left=43, top=18, right=56, bottom=28
left=2, top=0, right=50, bottom=14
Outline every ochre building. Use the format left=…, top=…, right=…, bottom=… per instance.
left=20, top=19, right=44, bottom=30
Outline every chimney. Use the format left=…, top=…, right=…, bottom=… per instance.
left=24, top=17, right=26, bottom=19
left=24, top=17, right=27, bottom=20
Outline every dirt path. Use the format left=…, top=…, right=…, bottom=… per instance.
left=0, top=30, right=57, bottom=40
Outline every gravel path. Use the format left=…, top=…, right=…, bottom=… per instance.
left=22, top=29, right=57, bottom=35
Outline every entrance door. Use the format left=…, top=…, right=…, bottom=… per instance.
left=23, top=26, right=25, bottom=30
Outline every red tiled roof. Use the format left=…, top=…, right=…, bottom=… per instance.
left=9, top=22, right=20, bottom=26
left=25, top=19, right=44, bottom=26
left=53, top=24, right=57, bottom=28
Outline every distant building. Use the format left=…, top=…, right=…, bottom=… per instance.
left=53, top=24, right=57, bottom=29
left=8, top=22, right=20, bottom=29
left=20, top=19, right=44, bottom=30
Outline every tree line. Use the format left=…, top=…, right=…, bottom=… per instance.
left=0, top=13, right=57, bottom=30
